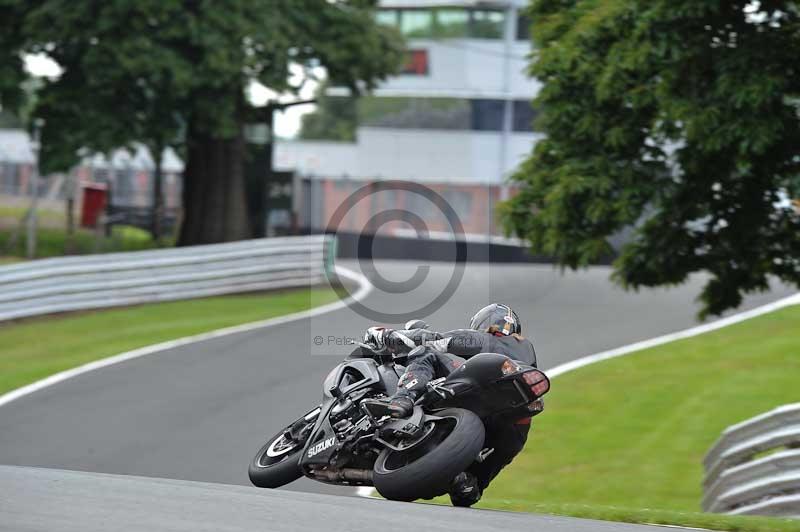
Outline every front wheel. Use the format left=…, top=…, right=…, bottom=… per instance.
left=372, top=408, right=485, bottom=501
left=248, top=407, right=318, bottom=488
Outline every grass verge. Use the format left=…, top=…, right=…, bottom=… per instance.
left=1, top=203, right=170, bottom=258
left=475, top=304, right=800, bottom=531
left=0, top=224, right=166, bottom=258
left=0, top=287, right=339, bottom=396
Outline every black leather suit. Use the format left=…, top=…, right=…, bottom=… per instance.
left=389, top=327, right=538, bottom=497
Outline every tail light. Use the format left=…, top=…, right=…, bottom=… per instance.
left=522, top=369, right=550, bottom=397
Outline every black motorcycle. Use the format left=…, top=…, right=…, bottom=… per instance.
left=248, top=340, right=550, bottom=502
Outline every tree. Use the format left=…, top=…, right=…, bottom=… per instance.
left=502, top=0, right=800, bottom=318
left=22, top=3, right=184, bottom=242
left=0, top=1, right=28, bottom=123
left=299, top=81, right=358, bottom=142
left=14, top=0, right=403, bottom=244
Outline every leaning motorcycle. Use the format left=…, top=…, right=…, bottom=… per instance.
left=248, top=341, right=550, bottom=502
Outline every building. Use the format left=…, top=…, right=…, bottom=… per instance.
left=0, top=128, right=183, bottom=224
left=0, top=129, right=35, bottom=196
left=275, top=0, right=541, bottom=237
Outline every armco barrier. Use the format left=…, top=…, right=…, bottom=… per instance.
left=703, top=403, right=800, bottom=518
left=0, top=235, right=334, bottom=322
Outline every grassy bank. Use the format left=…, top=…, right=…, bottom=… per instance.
left=0, top=287, right=339, bottom=396
left=478, top=304, right=800, bottom=531
left=1, top=204, right=166, bottom=258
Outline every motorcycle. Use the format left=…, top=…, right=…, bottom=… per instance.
left=248, top=340, right=550, bottom=502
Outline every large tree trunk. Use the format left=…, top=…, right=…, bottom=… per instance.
left=178, top=120, right=252, bottom=246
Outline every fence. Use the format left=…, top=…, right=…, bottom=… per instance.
left=0, top=235, right=334, bottom=322
left=703, top=403, right=800, bottom=518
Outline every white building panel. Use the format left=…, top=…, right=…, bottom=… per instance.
left=277, top=129, right=541, bottom=184
left=274, top=140, right=359, bottom=177
left=363, top=41, right=539, bottom=100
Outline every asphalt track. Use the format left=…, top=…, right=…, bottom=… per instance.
left=0, top=466, right=670, bottom=532
left=0, top=259, right=794, bottom=531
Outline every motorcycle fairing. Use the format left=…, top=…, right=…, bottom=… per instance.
left=428, top=353, right=538, bottom=419
left=301, top=358, right=401, bottom=469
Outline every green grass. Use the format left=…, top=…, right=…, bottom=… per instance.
left=0, top=204, right=66, bottom=227
left=0, top=224, right=165, bottom=258
left=479, top=501, right=800, bottom=532
left=0, top=287, right=339, bottom=396
left=1, top=201, right=170, bottom=258
left=474, top=304, right=800, bottom=531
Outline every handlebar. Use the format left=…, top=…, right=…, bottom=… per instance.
left=347, top=339, right=411, bottom=361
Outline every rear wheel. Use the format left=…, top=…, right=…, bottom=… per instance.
left=248, top=408, right=318, bottom=488
left=372, top=408, right=485, bottom=502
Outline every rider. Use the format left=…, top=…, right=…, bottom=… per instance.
left=361, top=303, right=538, bottom=507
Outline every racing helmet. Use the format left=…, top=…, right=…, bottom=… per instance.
left=469, top=303, right=521, bottom=336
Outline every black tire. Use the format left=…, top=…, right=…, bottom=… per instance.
left=373, top=408, right=485, bottom=502
left=248, top=410, right=317, bottom=488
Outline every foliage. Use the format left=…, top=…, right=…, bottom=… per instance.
left=502, top=0, right=800, bottom=317
left=0, top=110, right=21, bottom=128
left=5, top=0, right=404, bottom=242
left=0, top=1, right=27, bottom=117
left=19, top=0, right=402, bottom=162
left=299, top=82, right=358, bottom=142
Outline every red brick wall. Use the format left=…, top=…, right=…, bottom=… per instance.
left=307, top=178, right=519, bottom=236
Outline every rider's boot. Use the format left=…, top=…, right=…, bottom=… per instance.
left=449, top=471, right=481, bottom=507
left=362, top=394, right=415, bottom=419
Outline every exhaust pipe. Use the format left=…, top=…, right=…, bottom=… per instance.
left=311, top=467, right=373, bottom=483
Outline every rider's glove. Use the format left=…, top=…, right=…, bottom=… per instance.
left=364, top=326, right=416, bottom=354
left=364, top=326, right=392, bottom=351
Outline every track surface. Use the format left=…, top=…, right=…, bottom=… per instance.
left=0, top=466, right=671, bottom=532
left=0, top=260, right=793, bottom=501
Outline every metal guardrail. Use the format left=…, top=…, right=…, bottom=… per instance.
left=0, top=235, right=334, bottom=322
left=703, top=403, right=800, bottom=518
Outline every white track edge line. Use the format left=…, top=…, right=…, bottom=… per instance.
left=0, top=265, right=373, bottom=409
left=355, top=486, right=378, bottom=498
left=546, top=291, right=800, bottom=379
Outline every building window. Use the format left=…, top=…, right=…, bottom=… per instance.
left=470, top=10, right=505, bottom=39
left=400, top=9, right=434, bottom=38
left=92, top=167, right=110, bottom=185
left=443, top=190, right=473, bottom=221
left=0, top=162, right=16, bottom=194
left=516, top=14, right=531, bottom=41
left=375, top=8, right=506, bottom=40
left=434, top=8, right=469, bottom=38
left=375, top=9, right=399, bottom=28
left=360, top=97, right=470, bottom=130
left=359, top=98, right=519, bottom=132
left=401, top=49, right=429, bottom=75
left=470, top=99, right=504, bottom=131
left=512, top=100, right=538, bottom=132
left=114, top=167, right=136, bottom=206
